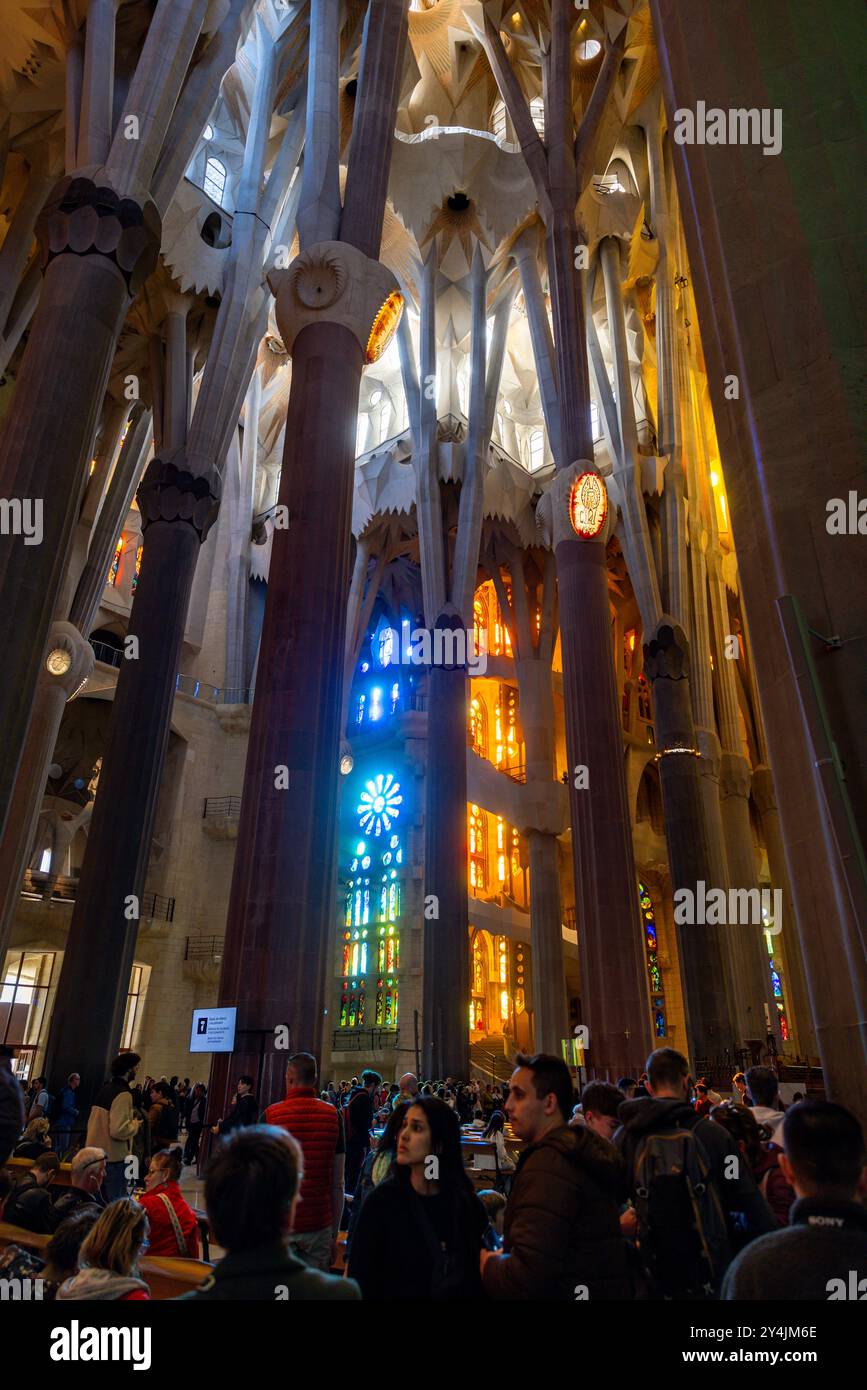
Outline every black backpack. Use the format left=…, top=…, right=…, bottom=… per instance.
left=631, top=1121, right=730, bottom=1299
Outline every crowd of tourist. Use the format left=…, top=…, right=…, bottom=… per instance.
left=1, top=1037, right=865, bottom=1301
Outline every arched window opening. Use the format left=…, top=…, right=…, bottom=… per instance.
left=469, top=804, right=487, bottom=894
left=203, top=156, right=227, bottom=207
left=528, top=428, right=545, bottom=472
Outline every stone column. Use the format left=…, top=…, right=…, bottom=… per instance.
left=210, top=247, right=400, bottom=1113
left=43, top=460, right=218, bottom=1108
left=527, top=829, right=567, bottom=1055
left=719, top=752, right=778, bottom=1047
left=651, top=0, right=867, bottom=1123
left=422, top=612, right=470, bottom=1080
left=0, top=625, right=94, bottom=965
left=644, top=621, right=732, bottom=1062
left=0, top=180, right=159, bottom=840
left=0, top=410, right=152, bottom=968
left=752, top=765, right=816, bottom=1059
left=544, top=468, right=651, bottom=1078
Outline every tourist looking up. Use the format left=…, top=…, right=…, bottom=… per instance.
left=264, top=1051, right=345, bottom=1272
left=482, top=1054, right=631, bottom=1300
left=57, top=1198, right=150, bottom=1301
left=348, top=1096, right=488, bottom=1300
left=181, top=1126, right=360, bottom=1300
left=723, top=1101, right=867, bottom=1299
left=86, top=1051, right=142, bottom=1202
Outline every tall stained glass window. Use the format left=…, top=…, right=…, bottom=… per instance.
left=340, top=780, right=404, bottom=1026
left=469, top=805, right=487, bottom=894
left=639, top=882, right=667, bottom=1038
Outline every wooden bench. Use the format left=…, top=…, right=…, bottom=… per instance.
left=6, top=1157, right=212, bottom=1258
left=8, top=1156, right=73, bottom=1186
left=0, top=1220, right=212, bottom=1299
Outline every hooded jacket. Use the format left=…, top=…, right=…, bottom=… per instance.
left=615, top=1097, right=777, bottom=1247
left=56, top=1267, right=150, bottom=1301
left=481, top=1123, right=632, bottom=1300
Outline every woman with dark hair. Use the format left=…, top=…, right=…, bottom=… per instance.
left=347, top=1096, right=488, bottom=1299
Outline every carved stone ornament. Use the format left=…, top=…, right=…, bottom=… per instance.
left=38, top=621, right=95, bottom=698
left=137, top=453, right=220, bottom=541
left=267, top=241, right=402, bottom=359
left=643, top=620, right=691, bottom=683
left=291, top=248, right=347, bottom=308
left=536, top=460, right=615, bottom=549
left=37, top=175, right=161, bottom=295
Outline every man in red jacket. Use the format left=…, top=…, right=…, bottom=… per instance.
left=264, top=1052, right=344, bottom=1271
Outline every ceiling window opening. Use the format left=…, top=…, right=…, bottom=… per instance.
left=528, top=428, right=545, bottom=472
left=203, top=156, right=227, bottom=207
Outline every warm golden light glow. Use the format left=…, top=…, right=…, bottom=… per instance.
left=569, top=471, right=608, bottom=538
left=365, top=290, right=404, bottom=364
left=710, top=470, right=720, bottom=487
left=46, top=648, right=72, bottom=676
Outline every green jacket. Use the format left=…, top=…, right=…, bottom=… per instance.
left=177, top=1241, right=361, bottom=1301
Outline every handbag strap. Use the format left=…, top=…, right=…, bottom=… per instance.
left=156, top=1191, right=189, bottom=1257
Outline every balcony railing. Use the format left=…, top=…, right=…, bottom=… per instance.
left=21, top=871, right=173, bottom=922
left=142, top=892, right=175, bottom=922
left=89, top=639, right=123, bottom=668
left=499, top=758, right=526, bottom=783
left=185, top=935, right=224, bottom=962
left=88, top=640, right=251, bottom=704
left=203, top=796, right=242, bottom=820
left=332, top=1027, right=398, bottom=1051
left=562, top=906, right=577, bottom=933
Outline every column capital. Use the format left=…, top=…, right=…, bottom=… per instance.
left=137, top=449, right=220, bottom=541
left=37, top=174, right=160, bottom=295
left=39, top=621, right=95, bottom=698
left=267, top=241, right=402, bottom=360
